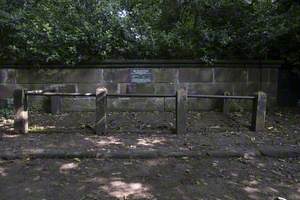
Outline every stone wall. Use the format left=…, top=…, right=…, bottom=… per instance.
left=0, top=62, right=280, bottom=111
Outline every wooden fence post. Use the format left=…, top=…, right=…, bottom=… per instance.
left=251, top=91, right=267, bottom=132
left=95, top=87, right=107, bottom=135
left=13, top=89, right=28, bottom=134
left=223, top=91, right=231, bottom=115
left=176, top=88, right=187, bottom=134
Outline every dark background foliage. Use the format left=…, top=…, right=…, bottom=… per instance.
left=0, top=0, right=299, bottom=65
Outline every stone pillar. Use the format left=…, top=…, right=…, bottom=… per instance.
left=13, top=89, right=28, bottom=134
left=251, top=91, right=267, bottom=132
left=223, top=91, right=231, bottom=115
left=95, top=87, right=107, bottom=135
left=176, top=88, right=187, bottom=134
left=50, top=87, right=62, bottom=114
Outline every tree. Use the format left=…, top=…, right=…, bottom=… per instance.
left=0, top=0, right=299, bottom=65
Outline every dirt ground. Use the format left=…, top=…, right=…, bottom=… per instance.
left=0, top=157, right=299, bottom=200
left=0, top=108, right=300, bottom=199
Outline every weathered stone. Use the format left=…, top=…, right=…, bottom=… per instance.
left=13, top=89, right=28, bottom=134
left=2, top=64, right=280, bottom=112
left=0, top=84, right=16, bottom=99
left=233, top=83, right=259, bottom=96
left=96, top=87, right=107, bottom=135
left=153, top=69, right=177, bottom=83
left=269, top=69, right=278, bottom=82
left=63, top=69, right=100, bottom=83
left=247, top=68, right=269, bottom=82
left=50, top=96, right=61, bottom=114
left=188, top=99, right=217, bottom=111
left=118, top=83, right=128, bottom=94
left=154, top=83, right=176, bottom=95
left=251, top=91, right=267, bottom=132
left=0, top=70, right=7, bottom=83
left=187, top=83, right=233, bottom=95
left=126, top=83, right=155, bottom=94
left=42, top=85, right=76, bottom=114
left=215, top=68, right=247, bottom=82
left=17, top=69, right=100, bottom=84
left=107, top=98, right=164, bottom=112
left=179, top=68, right=213, bottom=82
left=262, top=82, right=278, bottom=97
left=176, top=88, right=187, bottom=134
left=103, top=69, right=129, bottom=83
left=0, top=69, right=16, bottom=83
left=17, top=69, right=61, bottom=84
left=164, top=98, right=176, bottom=111
left=62, top=98, right=95, bottom=112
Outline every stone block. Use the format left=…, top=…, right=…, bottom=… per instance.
left=187, top=98, right=218, bottom=111
left=154, top=83, right=176, bottom=95
left=261, top=82, right=277, bottom=97
left=0, top=69, right=16, bottom=83
left=233, top=83, right=259, bottom=96
left=153, top=69, right=177, bottom=83
left=215, top=68, right=247, bottom=82
left=17, top=69, right=100, bottom=84
left=26, top=96, right=47, bottom=112
left=17, top=69, right=60, bottom=84
left=50, top=95, right=62, bottom=114
left=103, top=69, right=130, bottom=83
left=269, top=69, right=278, bottom=82
left=118, top=83, right=128, bottom=94
left=125, top=83, right=155, bottom=94
left=164, top=98, right=176, bottom=111
left=63, top=69, right=100, bottom=83
left=0, top=84, right=17, bottom=98
left=248, top=68, right=269, bottom=82
left=61, top=97, right=95, bottom=112
left=187, top=83, right=233, bottom=95
left=179, top=68, right=213, bottom=82
left=107, top=98, right=164, bottom=112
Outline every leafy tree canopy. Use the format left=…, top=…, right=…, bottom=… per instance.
left=0, top=0, right=299, bottom=65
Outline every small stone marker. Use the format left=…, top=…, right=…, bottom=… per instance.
left=50, top=95, right=62, bottom=114
left=13, top=89, right=28, bottom=134
left=251, top=91, right=267, bottom=132
left=50, top=92, right=62, bottom=115
left=95, top=87, right=107, bottom=135
left=176, top=88, right=187, bottom=134
left=223, top=91, right=231, bottom=115
left=49, top=87, right=62, bottom=114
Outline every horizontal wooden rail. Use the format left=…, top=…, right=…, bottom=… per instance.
left=188, top=94, right=255, bottom=100
left=26, top=91, right=96, bottom=97
left=107, top=94, right=176, bottom=98
left=26, top=90, right=255, bottom=100
left=14, top=88, right=267, bottom=134
left=25, top=91, right=176, bottom=98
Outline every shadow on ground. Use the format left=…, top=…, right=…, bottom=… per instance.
left=0, top=109, right=299, bottom=199
left=0, top=157, right=299, bottom=200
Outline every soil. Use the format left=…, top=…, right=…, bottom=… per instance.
left=0, top=157, right=299, bottom=200
left=0, top=108, right=299, bottom=199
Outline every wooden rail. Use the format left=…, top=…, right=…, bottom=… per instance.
left=14, top=88, right=267, bottom=134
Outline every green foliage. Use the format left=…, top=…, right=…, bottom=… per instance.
left=0, top=0, right=299, bottom=65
